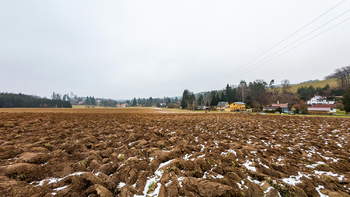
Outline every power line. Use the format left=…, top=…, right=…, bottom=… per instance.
left=228, top=17, right=350, bottom=83
left=225, top=9, right=350, bottom=82
left=209, top=0, right=346, bottom=89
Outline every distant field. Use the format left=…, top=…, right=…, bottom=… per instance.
left=276, top=78, right=338, bottom=93
left=72, top=105, right=108, bottom=109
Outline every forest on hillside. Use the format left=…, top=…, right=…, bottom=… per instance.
left=0, top=93, right=72, bottom=108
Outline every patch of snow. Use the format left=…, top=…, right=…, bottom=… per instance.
left=247, top=176, right=260, bottom=184
left=314, top=171, right=344, bottom=182
left=198, top=154, right=205, bottom=158
left=237, top=182, right=243, bottom=190
left=305, top=161, right=326, bottom=169
left=165, top=180, right=172, bottom=187
left=118, top=182, right=126, bottom=188
left=183, top=154, right=192, bottom=161
left=242, top=161, right=256, bottom=172
left=200, top=144, right=205, bottom=152
left=315, top=185, right=329, bottom=197
left=265, top=187, right=274, bottom=194
left=257, top=158, right=269, bottom=169
left=53, top=185, right=68, bottom=191
left=228, top=149, right=237, bottom=156
left=139, top=159, right=174, bottom=196
left=281, top=172, right=304, bottom=186
left=212, top=174, right=224, bottom=179
left=31, top=172, right=85, bottom=187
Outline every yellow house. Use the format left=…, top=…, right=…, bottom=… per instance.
left=225, top=102, right=246, bottom=112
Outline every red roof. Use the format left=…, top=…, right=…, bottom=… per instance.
left=312, top=104, right=336, bottom=108
left=272, top=103, right=288, bottom=108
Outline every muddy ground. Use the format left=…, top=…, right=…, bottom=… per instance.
left=0, top=108, right=349, bottom=197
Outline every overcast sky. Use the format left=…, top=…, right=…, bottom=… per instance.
left=1, top=1, right=350, bottom=99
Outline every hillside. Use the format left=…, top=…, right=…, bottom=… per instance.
left=279, top=78, right=338, bottom=93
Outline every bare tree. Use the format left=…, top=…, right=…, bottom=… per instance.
left=238, top=80, right=247, bottom=102
left=327, top=66, right=350, bottom=88
left=281, top=79, right=291, bottom=94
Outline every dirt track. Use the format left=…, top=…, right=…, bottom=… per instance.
left=0, top=108, right=349, bottom=196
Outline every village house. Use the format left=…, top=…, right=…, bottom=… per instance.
left=307, top=95, right=335, bottom=105
left=117, top=103, right=129, bottom=107
left=216, top=102, right=229, bottom=111
left=272, top=101, right=288, bottom=113
left=226, top=102, right=246, bottom=112
left=263, top=106, right=281, bottom=112
left=308, top=104, right=336, bottom=115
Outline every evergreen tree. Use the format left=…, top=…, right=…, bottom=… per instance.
left=133, top=97, right=137, bottom=106
left=232, top=88, right=238, bottom=102
left=149, top=97, right=153, bottom=106
left=86, top=96, right=90, bottom=105
left=198, top=95, right=204, bottom=106
left=220, top=91, right=225, bottom=102
left=343, top=87, right=350, bottom=113
left=210, top=91, right=218, bottom=106
left=91, top=97, right=96, bottom=105
left=181, top=90, right=190, bottom=109
left=226, top=84, right=233, bottom=103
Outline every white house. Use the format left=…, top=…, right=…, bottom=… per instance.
left=307, top=95, right=335, bottom=105
left=308, top=104, right=336, bottom=114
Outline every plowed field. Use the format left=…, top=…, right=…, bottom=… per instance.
left=0, top=108, right=349, bottom=197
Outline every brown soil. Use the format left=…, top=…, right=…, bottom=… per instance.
left=0, top=108, right=349, bottom=197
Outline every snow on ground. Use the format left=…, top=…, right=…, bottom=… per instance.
left=31, top=172, right=85, bottom=187
left=316, top=185, right=329, bottom=197
left=314, top=171, right=345, bottom=182
left=242, top=160, right=256, bottom=172
left=138, top=159, right=174, bottom=196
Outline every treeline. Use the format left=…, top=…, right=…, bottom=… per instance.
left=51, top=92, right=119, bottom=107
left=0, top=93, right=72, bottom=108
left=297, top=84, right=344, bottom=101
left=126, top=97, right=180, bottom=108
left=181, top=79, right=295, bottom=110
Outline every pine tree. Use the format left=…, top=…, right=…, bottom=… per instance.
left=149, top=97, right=153, bottom=106
left=181, top=90, right=190, bottom=109
left=226, top=84, right=233, bottom=103
left=343, top=87, right=350, bottom=113
left=220, top=91, right=225, bottom=102
left=133, top=97, right=137, bottom=106
left=198, top=95, right=203, bottom=106
left=210, top=94, right=217, bottom=106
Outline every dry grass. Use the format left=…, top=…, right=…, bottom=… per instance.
left=279, top=78, right=338, bottom=93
